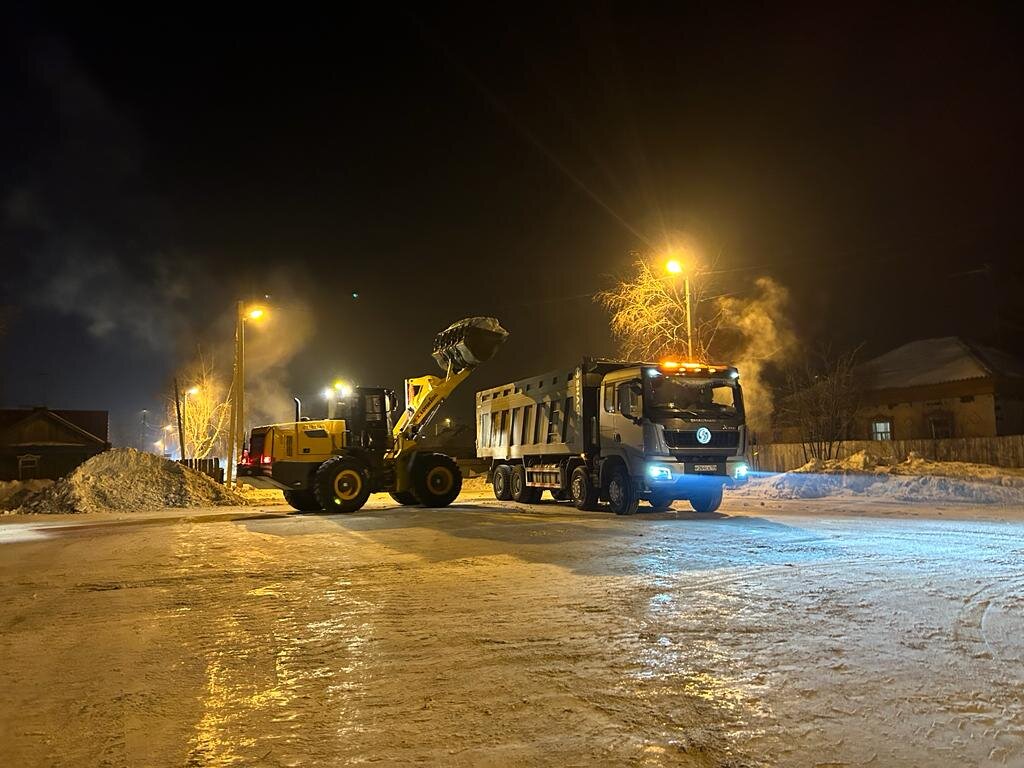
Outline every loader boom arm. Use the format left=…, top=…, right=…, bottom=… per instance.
left=392, top=366, right=473, bottom=442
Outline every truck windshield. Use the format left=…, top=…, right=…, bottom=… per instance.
left=646, top=374, right=741, bottom=418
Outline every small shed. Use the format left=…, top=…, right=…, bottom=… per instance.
left=0, top=408, right=110, bottom=480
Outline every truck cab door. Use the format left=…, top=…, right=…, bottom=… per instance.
left=599, top=374, right=645, bottom=473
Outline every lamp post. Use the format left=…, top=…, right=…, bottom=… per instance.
left=666, top=258, right=693, bottom=359
left=226, top=303, right=267, bottom=486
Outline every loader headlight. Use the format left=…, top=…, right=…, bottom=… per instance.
left=734, top=463, right=748, bottom=479
left=647, top=464, right=673, bottom=482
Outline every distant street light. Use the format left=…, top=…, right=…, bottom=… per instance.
left=226, top=303, right=269, bottom=486
left=665, top=256, right=693, bottom=359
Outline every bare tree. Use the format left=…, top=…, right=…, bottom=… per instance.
left=595, top=255, right=721, bottom=361
left=167, top=352, right=232, bottom=460
left=777, top=346, right=863, bottom=462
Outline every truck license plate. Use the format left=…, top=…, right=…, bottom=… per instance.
left=693, top=464, right=720, bottom=473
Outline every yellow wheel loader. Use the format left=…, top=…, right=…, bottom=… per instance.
left=236, top=317, right=507, bottom=513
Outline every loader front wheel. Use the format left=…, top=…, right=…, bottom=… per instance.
left=413, top=453, right=462, bottom=508
left=315, top=456, right=372, bottom=513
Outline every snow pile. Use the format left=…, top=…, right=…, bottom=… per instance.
left=746, top=449, right=1024, bottom=505
left=17, top=448, right=247, bottom=514
left=0, top=479, right=54, bottom=511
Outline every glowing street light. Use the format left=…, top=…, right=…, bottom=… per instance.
left=666, top=259, right=683, bottom=274
left=322, top=387, right=333, bottom=400
left=334, top=380, right=353, bottom=397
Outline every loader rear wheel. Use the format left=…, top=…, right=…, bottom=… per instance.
left=389, top=490, right=420, bottom=506
left=492, top=465, right=512, bottom=501
left=570, top=466, right=599, bottom=511
left=283, top=489, right=322, bottom=512
left=511, top=465, right=542, bottom=504
left=413, top=454, right=462, bottom=508
left=315, top=456, right=372, bottom=513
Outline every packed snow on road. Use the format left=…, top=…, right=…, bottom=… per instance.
left=1, top=456, right=1023, bottom=766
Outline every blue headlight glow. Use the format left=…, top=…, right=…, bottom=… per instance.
left=734, top=463, right=748, bottom=478
left=647, top=464, right=673, bottom=481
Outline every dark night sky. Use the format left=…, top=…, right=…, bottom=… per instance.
left=2, top=4, right=1022, bottom=445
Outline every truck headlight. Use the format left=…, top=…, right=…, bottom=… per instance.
left=734, top=463, right=748, bottom=479
left=647, top=464, right=673, bottom=481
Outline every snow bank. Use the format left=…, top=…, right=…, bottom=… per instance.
left=743, top=449, right=1024, bottom=505
left=16, top=448, right=246, bottom=514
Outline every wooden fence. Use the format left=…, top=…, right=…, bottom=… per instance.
left=179, top=458, right=224, bottom=484
left=751, top=435, right=1024, bottom=473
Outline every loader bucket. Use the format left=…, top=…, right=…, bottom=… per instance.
left=432, top=316, right=509, bottom=372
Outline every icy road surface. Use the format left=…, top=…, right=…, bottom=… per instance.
left=1, top=492, right=1023, bottom=767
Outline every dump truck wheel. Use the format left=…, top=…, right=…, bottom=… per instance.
left=414, top=453, right=462, bottom=508
left=607, top=466, right=639, bottom=516
left=689, top=486, right=723, bottom=513
left=648, top=494, right=674, bottom=512
left=492, top=465, right=512, bottom=500
left=510, top=465, right=541, bottom=504
left=315, top=456, right=371, bottom=513
left=570, top=466, right=599, bottom=511
left=283, top=489, right=322, bottom=512
left=549, top=489, right=569, bottom=502
left=389, top=491, right=420, bottom=506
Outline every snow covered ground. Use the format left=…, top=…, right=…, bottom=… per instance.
left=1, top=489, right=1022, bottom=767
left=738, top=450, right=1024, bottom=506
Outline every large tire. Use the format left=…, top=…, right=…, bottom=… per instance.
left=648, top=494, right=675, bottom=512
left=413, top=453, right=462, bottom=508
left=607, top=465, right=639, bottom=516
left=283, top=488, right=322, bottom=512
left=570, top=466, right=599, bottom=511
left=492, top=464, right=512, bottom=501
left=389, top=490, right=420, bottom=506
left=690, top=485, right=724, bottom=513
left=314, top=455, right=372, bottom=513
left=511, top=465, right=542, bottom=503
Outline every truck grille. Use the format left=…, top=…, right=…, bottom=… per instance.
left=664, top=430, right=740, bottom=449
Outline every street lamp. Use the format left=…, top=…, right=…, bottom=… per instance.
left=226, top=303, right=269, bottom=486
left=665, top=257, right=693, bottom=359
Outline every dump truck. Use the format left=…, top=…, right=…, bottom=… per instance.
left=237, top=317, right=508, bottom=512
left=476, top=358, right=748, bottom=514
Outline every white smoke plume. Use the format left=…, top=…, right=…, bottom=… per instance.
left=716, top=277, right=796, bottom=435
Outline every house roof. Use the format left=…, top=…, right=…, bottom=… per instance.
left=859, top=337, right=1024, bottom=390
left=0, top=408, right=109, bottom=444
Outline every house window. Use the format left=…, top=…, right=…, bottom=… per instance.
left=871, top=420, right=892, bottom=441
left=929, top=413, right=953, bottom=439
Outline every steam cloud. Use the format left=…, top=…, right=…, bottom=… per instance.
left=717, top=277, right=796, bottom=434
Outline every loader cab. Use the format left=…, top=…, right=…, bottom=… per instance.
left=339, top=386, right=398, bottom=450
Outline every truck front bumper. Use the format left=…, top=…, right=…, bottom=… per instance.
left=643, top=456, right=749, bottom=492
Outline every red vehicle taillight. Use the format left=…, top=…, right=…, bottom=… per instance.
left=261, top=454, right=273, bottom=464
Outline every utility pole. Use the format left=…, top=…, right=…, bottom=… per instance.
left=684, top=274, right=693, bottom=360
left=173, top=379, right=185, bottom=463
left=226, top=303, right=241, bottom=486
